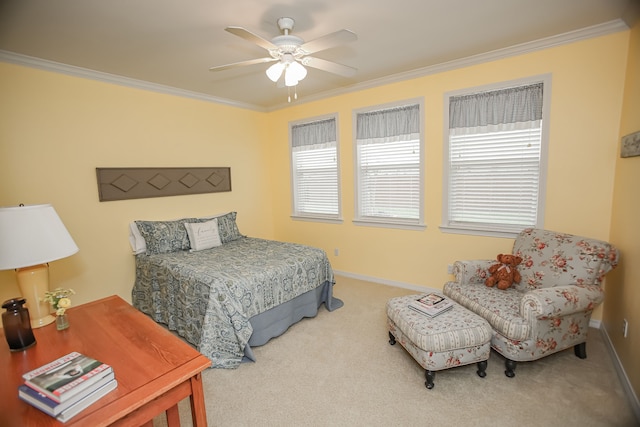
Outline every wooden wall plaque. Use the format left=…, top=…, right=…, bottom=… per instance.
left=96, top=167, right=231, bottom=201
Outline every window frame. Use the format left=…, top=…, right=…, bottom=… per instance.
left=440, top=75, right=551, bottom=238
left=289, top=113, right=343, bottom=224
left=352, top=98, right=426, bottom=230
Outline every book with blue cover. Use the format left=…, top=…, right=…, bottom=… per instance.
left=22, top=351, right=113, bottom=403
left=18, top=371, right=116, bottom=417
left=56, top=379, right=118, bottom=423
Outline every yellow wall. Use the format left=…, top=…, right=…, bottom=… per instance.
left=0, top=28, right=635, bottom=401
left=0, top=63, right=275, bottom=305
left=607, top=19, right=640, bottom=404
left=266, top=32, right=628, bottom=300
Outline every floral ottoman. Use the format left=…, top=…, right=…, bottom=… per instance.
left=386, top=294, right=492, bottom=389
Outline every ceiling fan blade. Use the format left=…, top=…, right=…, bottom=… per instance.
left=209, top=57, right=277, bottom=72
left=300, top=29, right=357, bottom=54
left=302, top=57, right=357, bottom=77
left=225, top=26, right=276, bottom=51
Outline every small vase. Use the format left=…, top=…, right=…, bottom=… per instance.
left=56, top=314, right=69, bottom=331
left=2, top=298, right=36, bottom=350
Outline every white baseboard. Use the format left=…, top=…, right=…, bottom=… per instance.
left=333, top=270, right=437, bottom=293
left=334, top=271, right=606, bottom=323
left=600, top=325, right=640, bottom=423
left=334, top=269, right=639, bottom=423
left=334, top=270, right=604, bottom=329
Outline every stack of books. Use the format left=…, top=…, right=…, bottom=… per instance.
left=408, top=293, right=454, bottom=318
left=18, top=351, right=117, bottom=423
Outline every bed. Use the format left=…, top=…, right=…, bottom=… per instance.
left=129, top=212, right=342, bottom=369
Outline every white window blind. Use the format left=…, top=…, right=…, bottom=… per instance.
left=355, top=103, right=422, bottom=224
left=291, top=117, right=339, bottom=218
left=446, top=82, right=545, bottom=234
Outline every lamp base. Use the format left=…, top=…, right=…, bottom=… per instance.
left=16, top=264, right=56, bottom=328
left=31, top=314, right=56, bottom=328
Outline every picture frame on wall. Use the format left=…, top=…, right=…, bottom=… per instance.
left=621, top=131, right=640, bottom=158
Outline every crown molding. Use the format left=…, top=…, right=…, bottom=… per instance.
left=0, top=19, right=629, bottom=113
left=267, top=19, right=630, bottom=111
left=0, top=50, right=266, bottom=112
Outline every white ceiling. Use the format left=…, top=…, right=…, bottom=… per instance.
left=0, top=0, right=637, bottom=111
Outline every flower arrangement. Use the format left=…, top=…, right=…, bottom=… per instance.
left=42, top=288, right=76, bottom=316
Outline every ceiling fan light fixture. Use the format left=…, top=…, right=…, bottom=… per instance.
left=266, top=62, right=285, bottom=82
left=284, top=71, right=298, bottom=87
left=288, top=61, right=307, bottom=81
left=285, top=61, right=307, bottom=86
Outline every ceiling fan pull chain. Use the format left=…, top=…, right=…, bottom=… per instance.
left=286, top=85, right=298, bottom=103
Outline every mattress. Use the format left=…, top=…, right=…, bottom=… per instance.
left=132, top=237, right=341, bottom=368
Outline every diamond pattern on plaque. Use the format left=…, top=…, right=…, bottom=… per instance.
left=110, top=174, right=138, bottom=192
left=207, top=173, right=224, bottom=187
left=96, top=167, right=230, bottom=201
left=148, top=174, right=171, bottom=190
left=179, top=173, right=200, bottom=188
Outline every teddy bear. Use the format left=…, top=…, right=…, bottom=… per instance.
left=485, top=254, right=523, bottom=290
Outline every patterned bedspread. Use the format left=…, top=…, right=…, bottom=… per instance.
left=132, top=237, right=334, bottom=368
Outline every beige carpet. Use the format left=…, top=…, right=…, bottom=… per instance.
left=155, top=275, right=638, bottom=427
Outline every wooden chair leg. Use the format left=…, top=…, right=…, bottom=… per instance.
left=425, top=370, right=435, bottom=389
left=505, top=359, right=517, bottom=378
left=574, top=342, right=587, bottom=359
left=477, top=360, right=487, bottom=378
left=388, top=331, right=396, bottom=345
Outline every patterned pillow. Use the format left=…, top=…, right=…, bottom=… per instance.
left=184, top=218, right=222, bottom=251
left=134, top=212, right=243, bottom=254
left=216, top=211, right=244, bottom=243
left=135, top=218, right=197, bottom=254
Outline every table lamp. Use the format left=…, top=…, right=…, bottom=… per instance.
left=0, top=204, right=79, bottom=328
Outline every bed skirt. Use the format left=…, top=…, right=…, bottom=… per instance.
left=243, top=280, right=343, bottom=362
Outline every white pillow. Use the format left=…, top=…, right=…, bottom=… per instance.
left=129, top=222, right=147, bottom=254
left=184, top=218, right=222, bottom=251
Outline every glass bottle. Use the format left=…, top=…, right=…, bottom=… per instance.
left=2, top=298, right=37, bottom=351
left=56, top=313, right=69, bottom=330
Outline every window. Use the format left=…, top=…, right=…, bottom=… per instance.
left=442, top=78, right=549, bottom=236
left=354, top=101, right=424, bottom=228
left=290, top=116, right=341, bottom=221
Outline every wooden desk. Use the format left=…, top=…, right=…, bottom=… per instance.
left=0, top=295, right=211, bottom=427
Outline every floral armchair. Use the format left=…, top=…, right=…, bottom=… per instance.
left=443, top=228, right=619, bottom=377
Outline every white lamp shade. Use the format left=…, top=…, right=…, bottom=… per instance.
left=266, top=62, right=285, bottom=82
left=284, top=71, right=298, bottom=87
left=288, top=61, right=307, bottom=81
left=0, top=204, right=79, bottom=270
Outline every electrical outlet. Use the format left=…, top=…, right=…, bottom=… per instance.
left=623, top=319, right=629, bottom=338
left=334, top=248, right=339, bottom=256
left=447, top=264, right=453, bottom=274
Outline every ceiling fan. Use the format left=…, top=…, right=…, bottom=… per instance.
left=209, top=17, right=357, bottom=95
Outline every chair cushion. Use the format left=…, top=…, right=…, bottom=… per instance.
left=386, top=298, right=491, bottom=372
left=512, top=228, right=618, bottom=292
left=386, top=294, right=492, bottom=352
left=443, top=282, right=530, bottom=341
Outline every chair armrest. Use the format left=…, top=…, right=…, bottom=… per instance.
left=520, top=284, right=605, bottom=318
left=452, top=260, right=494, bottom=285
